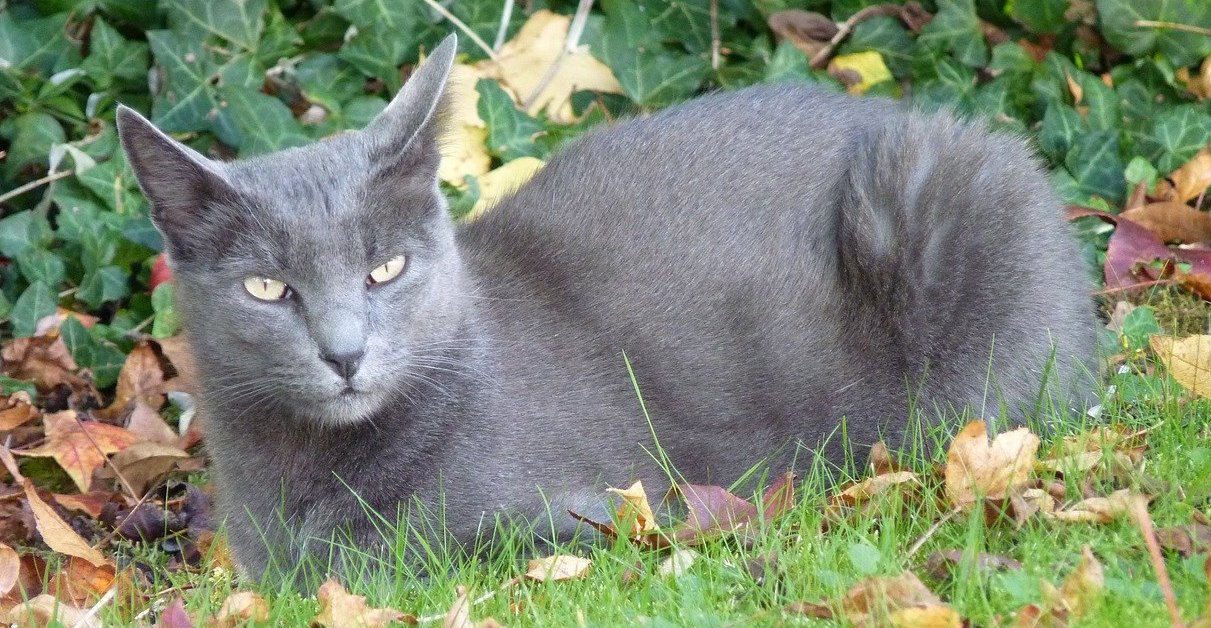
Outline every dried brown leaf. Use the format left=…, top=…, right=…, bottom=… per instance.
left=768, top=9, right=837, bottom=58
left=124, top=400, right=178, bottom=445
left=1046, top=490, right=1142, bottom=524
left=761, top=471, right=797, bottom=519
left=841, top=571, right=960, bottom=627
left=784, top=600, right=835, bottom=619
left=214, top=590, right=269, bottom=627
left=108, top=441, right=190, bottom=496
left=312, top=578, right=410, bottom=627
left=1122, top=201, right=1211, bottom=243
left=97, top=343, right=164, bottom=420
left=0, top=392, right=39, bottom=432
left=1, top=335, right=84, bottom=393
left=1152, top=335, right=1211, bottom=398
left=154, top=336, right=199, bottom=395
left=443, top=585, right=472, bottom=628
left=21, top=479, right=108, bottom=567
left=677, top=484, right=759, bottom=534
left=923, top=549, right=1023, bottom=582
left=0, top=543, right=17, bottom=598
left=156, top=597, right=195, bottom=628
left=1015, top=546, right=1104, bottom=626
left=524, top=555, right=591, bottom=582
left=45, top=556, right=126, bottom=606
left=6, top=593, right=99, bottom=628
left=945, top=421, right=1039, bottom=508
left=607, top=481, right=660, bottom=536
left=1169, top=146, right=1211, bottom=204
left=16, top=410, right=143, bottom=492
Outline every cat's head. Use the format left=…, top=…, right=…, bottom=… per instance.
left=118, top=35, right=466, bottom=427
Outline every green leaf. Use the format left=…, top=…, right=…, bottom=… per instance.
left=10, top=281, right=58, bottom=338
left=1135, top=105, right=1211, bottom=174
left=1120, top=305, right=1161, bottom=351
left=15, top=248, right=66, bottom=288
left=0, top=12, right=74, bottom=75
left=338, top=22, right=411, bottom=89
left=1064, top=130, right=1126, bottom=202
left=1010, top=0, right=1069, bottom=34
left=1124, top=156, right=1159, bottom=192
left=335, top=0, right=430, bottom=32
left=81, top=18, right=150, bottom=89
left=918, top=0, right=988, bottom=68
left=476, top=79, right=543, bottom=161
left=146, top=31, right=232, bottom=137
left=76, top=266, right=130, bottom=309
left=910, top=56, right=976, bottom=113
left=162, top=0, right=268, bottom=50
left=764, top=40, right=812, bottom=84
left=4, top=111, right=66, bottom=175
left=59, top=317, right=125, bottom=388
left=151, top=283, right=180, bottom=338
left=295, top=54, right=365, bottom=114
left=1071, top=71, right=1121, bottom=131
left=1039, top=103, right=1086, bottom=162
left=648, top=0, right=713, bottom=54
left=0, top=211, right=53, bottom=259
left=0, top=376, right=36, bottom=398
left=220, top=86, right=310, bottom=156
left=1096, top=0, right=1211, bottom=68
left=841, top=15, right=915, bottom=77
left=595, top=0, right=710, bottom=107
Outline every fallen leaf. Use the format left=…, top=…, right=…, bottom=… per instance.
left=833, top=471, right=921, bottom=507
left=478, top=10, right=623, bottom=123
left=784, top=600, right=835, bottom=619
left=828, top=51, right=893, bottom=94
left=923, top=549, right=1023, bottom=582
left=1154, top=513, right=1211, bottom=557
left=0, top=392, right=39, bottom=431
left=15, top=410, right=143, bottom=492
left=1067, top=207, right=1211, bottom=295
left=1, top=335, right=83, bottom=393
left=33, top=309, right=98, bottom=336
left=768, top=10, right=838, bottom=58
left=1122, top=201, right=1211, bottom=243
left=525, top=555, right=591, bottom=581
left=607, top=480, right=660, bottom=536
left=108, top=441, right=191, bottom=496
left=761, top=471, right=797, bottom=519
left=437, top=64, right=491, bottom=187
left=6, top=593, right=99, bottom=628
left=1168, top=146, right=1211, bottom=204
left=841, top=571, right=961, bottom=627
left=21, top=478, right=109, bottom=567
left=214, top=590, right=269, bottom=627
left=154, top=336, right=199, bottom=395
left=156, top=597, right=194, bottom=628
left=1151, top=335, right=1211, bottom=398
left=312, top=578, right=411, bottom=627
left=657, top=548, right=699, bottom=578
left=1015, top=546, right=1103, bottom=626
left=0, top=543, right=17, bottom=598
left=443, top=585, right=472, bottom=628
left=869, top=441, right=902, bottom=475
left=97, top=343, right=165, bottom=420
left=125, top=400, right=179, bottom=445
left=1179, top=56, right=1211, bottom=99
left=51, top=491, right=116, bottom=518
left=677, top=484, right=759, bottom=534
left=945, top=421, right=1039, bottom=508
left=1046, top=489, right=1143, bottom=524
left=45, top=556, right=123, bottom=606
left=467, top=157, right=545, bottom=220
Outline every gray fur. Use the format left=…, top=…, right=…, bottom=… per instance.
left=117, top=34, right=1096, bottom=580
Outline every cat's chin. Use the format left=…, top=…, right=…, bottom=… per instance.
left=302, top=390, right=386, bottom=428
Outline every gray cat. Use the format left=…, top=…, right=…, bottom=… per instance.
left=116, top=34, right=1096, bottom=581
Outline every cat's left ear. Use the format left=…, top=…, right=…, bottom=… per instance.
left=362, top=34, right=457, bottom=174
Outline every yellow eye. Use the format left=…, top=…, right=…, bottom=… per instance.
left=367, top=255, right=406, bottom=285
left=243, top=277, right=291, bottom=301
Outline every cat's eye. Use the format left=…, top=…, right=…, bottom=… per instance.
left=367, top=255, right=406, bottom=286
left=243, top=277, right=292, bottom=301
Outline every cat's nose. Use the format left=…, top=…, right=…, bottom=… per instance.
left=320, top=349, right=364, bottom=380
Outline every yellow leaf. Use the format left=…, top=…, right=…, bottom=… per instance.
left=467, top=157, right=545, bottom=221
left=311, top=578, right=411, bottom=627
left=21, top=479, right=109, bottom=567
left=827, top=51, right=893, bottom=94
left=478, top=10, right=624, bottom=123
left=437, top=64, right=492, bottom=187
left=1152, top=335, right=1211, bottom=398
left=945, top=421, right=1039, bottom=508
left=606, top=480, right=661, bottom=536
left=525, top=554, right=592, bottom=581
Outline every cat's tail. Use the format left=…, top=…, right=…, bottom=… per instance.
left=834, top=110, right=1098, bottom=425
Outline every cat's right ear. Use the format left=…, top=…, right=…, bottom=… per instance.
left=116, top=105, right=235, bottom=253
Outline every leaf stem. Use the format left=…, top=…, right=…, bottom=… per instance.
left=1134, top=19, right=1211, bottom=37
left=0, top=169, right=72, bottom=206
left=493, top=0, right=514, bottom=52
left=421, top=0, right=498, bottom=61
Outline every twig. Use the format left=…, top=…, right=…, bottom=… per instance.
left=73, top=586, right=117, bottom=628
left=906, top=506, right=961, bottom=557
left=493, top=0, right=514, bottom=51
left=1128, top=497, right=1184, bottom=628
left=566, top=0, right=594, bottom=51
left=522, top=0, right=594, bottom=109
left=416, top=577, right=520, bottom=624
left=1135, top=19, right=1211, bottom=37
left=809, top=3, right=903, bottom=69
left=1091, top=279, right=1174, bottom=296
left=421, top=0, right=498, bottom=61
left=709, top=0, right=721, bottom=70
left=0, top=169, right=73, bottom=205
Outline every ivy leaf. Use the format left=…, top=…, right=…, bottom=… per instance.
left=0, top=12, right=74, bottom=75
left=10, top=281, right=58, bottom=338
left=648, top=0, right=713, bottom=54
left=334, top=0, right=430, bottom=32
left=764, top=40, right=813, bottom=84
left=76, top=266, right=130, bottom=309
left=162, top=0, right=268, bottom=51
left=910, top=56, right=976, bottom=114
left=1039, top=103, right=1087, bottom=163
left=918, top=0, right=988, bottom=68
left=476, top=80, right=543, bottom=161
left=1065, top=130, right=1126, bottom=202
left=595, top=0, right=710, bottom=107
left=1010, top=0, right=1069, bottom=34
left=151, top=283, right=180, bottom=339
left=59, top=318, right=126, bottom=389
left=841, top=16, right=915, bottom=78
left=4, top=112, right=66, bottom=176
left=0, top=211, right=54, bottom=259
left=1071, top=71, right=1121, bottom=131
left=1135, top=105, right=1211, bottom=174
left=338, top=22, right=411, bottom=89
left=80, top=18, right=149, bottom=89
left=295, top=54, right=365, bottom=114
left=146, top=31, right=231, bottom=138
left=1097, top=0, right=1211, bottom=68
left=15, top=249, right=66, bottom=289
left=220, top=86, right=309, bottom=156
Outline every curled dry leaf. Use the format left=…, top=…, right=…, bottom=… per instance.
left=945, top=421, right=1039, bottom=509
left=1121, top=201, right=1211, bottom=244
left=46, top=556, right=126, bottom=607
left=0, top=543, right=17, bottom=598
left=478, top=10, right=623, bottom=123
left=108, top=440, right=191, bottom=496
left=213, top=590, right=269, bottom=627
left=1151, top=335, right=1211, bottom=398
left=607, top=480, right=660, bottom=536
left=1, top=334, right=85, bottom=393
left=1015, top=546, right=1104, bottom=627
left=466, top=157, right=546, bottom=221
left=841, top=571, right=961, bottom=627
left=97, top=343, right=165, bottom=420
left=21, top=478, right=109, bottom=567
left=312, top=578, right=411, bottom=627
left=125, top=400, right=179, bottom=445
left=154, top=336, right=199, bottom=395
left=677, top=484, right=759, bottom=534
left=768, top=10, right=838, bottom=58
left=525, top=555, right=591, bottom=581
left=6, top=593, right=99, bottom=628
left=869, top=441, right=902, bottom=475
left=436, top=63, right=491, bottom=187
left=1167, top=146, right=1211, bottom=204
left=784, top=600, right=835, bottom=620
left=657, top=548, right=699, bottom=579
left=1154, top=511, right=1211, bottom=557
left=443, top=585, right=472, bottom=628
left=1045, top=489, right=1144, bottom=524
left=0, top=392, right=39, bottom=431
left=15, top=410, right=143, bottom=492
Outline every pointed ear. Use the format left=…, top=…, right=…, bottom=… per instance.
left=362, top=34, right=458, bottom=173
left=116, top=105, right=237, bottom=256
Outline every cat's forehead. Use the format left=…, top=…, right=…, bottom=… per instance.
left=223, top=134, right=374, bottom=219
